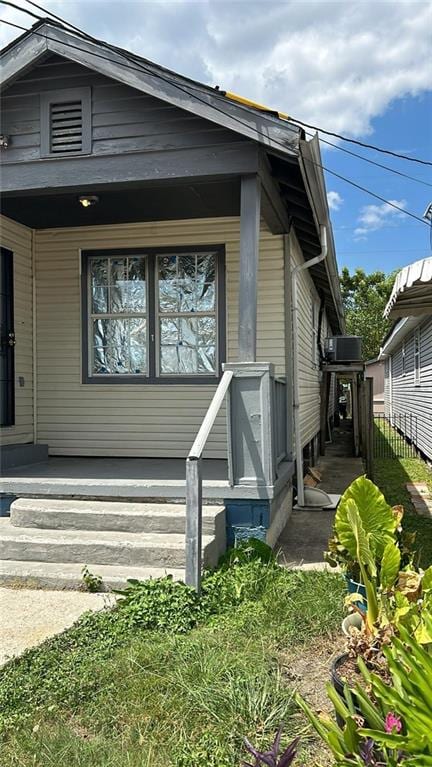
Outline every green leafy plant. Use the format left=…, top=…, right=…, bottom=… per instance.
left=115, top=575, right=201, bottom=632
left=325, top=476, right=401, bottom=581
left=80, top=565, right=103, bottom=593
left=298, top=610, right=432, bottom=766
left=218, top=538, right=275, bottom=568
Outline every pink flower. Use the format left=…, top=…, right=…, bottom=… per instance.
left=385, top=712, right=402, bottom=734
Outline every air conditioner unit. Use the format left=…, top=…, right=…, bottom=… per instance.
left=325, top=336, right=362, bottom=363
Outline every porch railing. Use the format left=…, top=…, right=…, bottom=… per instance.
left=185, top=362, right=288, bottom=591
left=185, top=369, right=234, bottom=591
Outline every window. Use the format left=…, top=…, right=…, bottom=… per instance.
left=82, top=247, right=225, bottom=383
left=40, top=87, right=91, bottom=157
left=311, top=300, right=319, bottom=366
left=157, top=253, right=217, bottom=375
left=414, top=329, right=421, bottom=385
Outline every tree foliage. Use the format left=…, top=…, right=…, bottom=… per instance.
left=339, top=267, right=396, bottom=360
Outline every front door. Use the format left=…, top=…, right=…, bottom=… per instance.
left=0, top=247, right=15, bottom=427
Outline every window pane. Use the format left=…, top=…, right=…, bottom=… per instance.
left=127, top=258, right=147, bottom=312
left=130, top=318, right=147, bottom=374
left=158, top=253, right=216, bottom=314
left=159, top=316, right=216, bottom=374
left=92, top=318, right=147, bottom=375
left=91, top=258, right=108, bottom=286
left=92, top=286, right=108, bottom=314
left=158, top=255, right=178, bottom=312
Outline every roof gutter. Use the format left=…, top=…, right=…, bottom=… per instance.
left=292, top=225, right=328, bottom=508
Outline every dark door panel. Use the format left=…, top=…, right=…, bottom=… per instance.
left=0, top=247, right=15, bottom=427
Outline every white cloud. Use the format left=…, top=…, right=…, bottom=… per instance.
left=1, top=1, right=431, bottom=138
left=354, top=199, right=407, bottom=239
left=327, top=191, right=344, bottom=211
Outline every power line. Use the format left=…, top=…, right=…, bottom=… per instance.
left=303, top=130, right=432, bottom=189
left=0, top=15, right=430, bottom=231
left=289, top=117, right=432, bottom=168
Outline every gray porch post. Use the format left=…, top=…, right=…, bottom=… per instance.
left=223, top=362, right=276, bottom=487
left=238, top=174, right=261, bottom=362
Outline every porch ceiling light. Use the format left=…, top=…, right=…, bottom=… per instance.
left=79, top=195, right=99, bottom=208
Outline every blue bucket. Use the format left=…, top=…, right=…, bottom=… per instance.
left=345, top=576, right=367, bottom=612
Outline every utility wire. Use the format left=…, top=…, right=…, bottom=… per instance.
left=288, top=117, right=432, bottom=168
left=0, top=15, right=430, bottom=230
left=303, top=130, right=432, bottom=189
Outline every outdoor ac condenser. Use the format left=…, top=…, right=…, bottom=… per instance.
left=325, top=336, right=362, bottom=363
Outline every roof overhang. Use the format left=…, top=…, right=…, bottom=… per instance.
left=384, top=257, right=432, bottom=319
left=379, top=315, right=424, bottom=359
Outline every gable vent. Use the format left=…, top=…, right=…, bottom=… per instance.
left=41, top=87, right=91, bottom=158
left=50, top=100, right=83, bottom=153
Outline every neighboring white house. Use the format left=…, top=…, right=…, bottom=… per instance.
left=380, top=257, right=432, bottom=462
left=0, top=20, right=344, bottom=586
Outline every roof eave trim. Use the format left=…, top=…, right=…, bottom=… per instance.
left=1, top=21, right=301, bottom=157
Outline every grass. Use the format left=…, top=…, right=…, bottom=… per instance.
left=0, top=563, right=345, bottom=767
left=373, top=418, right=432, bottom=569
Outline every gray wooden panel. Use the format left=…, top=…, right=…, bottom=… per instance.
left=2, top=141, right=258, bottom=194
left=385, top=317, right=432, bottom=460
left=1, top=53, right=247, bottom=171
left=238, top=175, right=261, bottom=362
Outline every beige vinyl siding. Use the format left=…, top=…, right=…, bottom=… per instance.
left=0, top=215, right=33, bottom=445
left=289, top=230, right=322, bottom=448
left=34, top=217, right=285, bottom=458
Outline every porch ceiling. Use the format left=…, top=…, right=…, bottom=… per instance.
left=2, top=178, right=241, bottom=229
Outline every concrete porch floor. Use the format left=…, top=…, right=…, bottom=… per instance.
left=0, top=456, right=229, bottom=500
left=277, top=420, right=364, bottom=568
left=0, top=455, right=293, bottom=501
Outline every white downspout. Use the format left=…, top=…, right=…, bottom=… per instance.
left=292, top=225, right=328, bottom=508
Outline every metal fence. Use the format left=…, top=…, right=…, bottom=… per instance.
left=373, top=413, right=418, bottom=459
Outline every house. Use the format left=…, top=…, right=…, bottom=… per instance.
left=0, top=19, right=344, bottom=588
left=364, top=357, right=385, bottom=415
left=380, top=256, right=432, bottom=462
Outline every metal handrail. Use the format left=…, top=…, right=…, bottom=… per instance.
left=185, top=369, right=234, bottom=591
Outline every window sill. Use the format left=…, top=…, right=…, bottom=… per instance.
left=82, top=375, right=221, bottom=385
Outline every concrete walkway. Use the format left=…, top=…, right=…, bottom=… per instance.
left=0, top=587, right=114, bottom=666
left=277, top=421, right=364, bottom=568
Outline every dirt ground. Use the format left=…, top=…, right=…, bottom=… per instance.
left=279, top=632, right=345, bottom=766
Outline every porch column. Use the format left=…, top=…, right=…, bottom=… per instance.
left=238, top=174, right=261, bottom=362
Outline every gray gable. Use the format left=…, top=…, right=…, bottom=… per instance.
left=1, top=20, right=300, bottom=158
left=1, top=53, right=246, bottom=166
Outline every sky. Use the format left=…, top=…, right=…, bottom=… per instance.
left=1, top=0, right=431, bottom=276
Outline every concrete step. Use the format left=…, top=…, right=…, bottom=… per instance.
left=0, top=560, right=185, bottom=591
left=10, top=498, right=225, bottom=536
left=0, top=519, right=218, bottom=569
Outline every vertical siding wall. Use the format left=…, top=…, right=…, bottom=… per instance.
left=385, top=317, right=432, bottom=461
left=289, top=230, right=324, bottom=448
left=0, top=215, right=33, bottom=445
left=34, top=217, right=286, bottom=458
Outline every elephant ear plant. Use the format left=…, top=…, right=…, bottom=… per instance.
left=325, top=476, right=403, bottom=584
